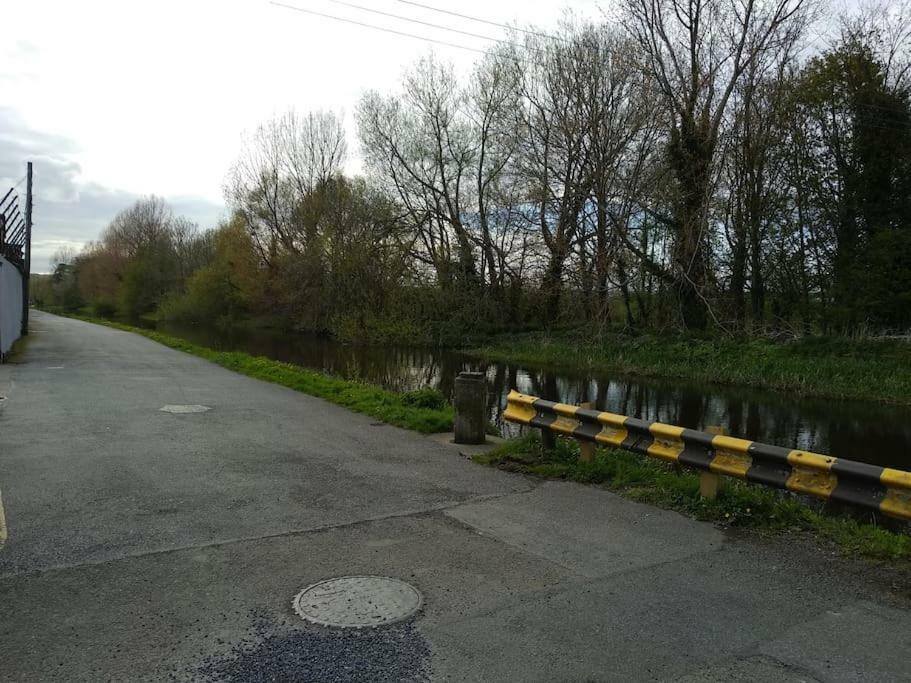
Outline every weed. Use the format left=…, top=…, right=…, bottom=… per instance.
left=400, top=387, right=448, bottom=410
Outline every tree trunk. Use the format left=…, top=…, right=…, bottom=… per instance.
left=453, top=223, right=479, bottom=288
left=669, top=118, right=712, bottom=330
left=617, top=254, right=634, bottom=328
left=594, top=190, right=611, bottom=329
left=749, top=216, right=765, bottom=325
left=730, top=208, right=748, bottom=327
left=542, top=247, right=566, bottom=328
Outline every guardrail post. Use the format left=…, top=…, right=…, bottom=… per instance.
left=578, top=401, right=595, bottom=463
left=700, top=426, right=725, bottom=499
left=541, top=427, right=556, bottom=450
left=453, top=371, right=487, bottom=445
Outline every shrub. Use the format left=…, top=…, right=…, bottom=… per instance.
left=400, top=387, right=449, bottom=410
left=93, top=301, right=117, bottom=318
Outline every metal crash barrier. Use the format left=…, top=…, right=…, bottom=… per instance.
left=503, top=390, right=911, bottom=521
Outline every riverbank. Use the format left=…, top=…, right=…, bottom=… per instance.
left=468, top=331, right=911, bottom=405
left=475, top=435, right=911, bottom=562
left=67, top=315, right=453, bottom=433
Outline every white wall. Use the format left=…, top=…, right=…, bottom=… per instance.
left=0, top=256, right=24, bottom=357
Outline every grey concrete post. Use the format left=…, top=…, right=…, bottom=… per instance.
left=453, top=371, right=487, bottom=444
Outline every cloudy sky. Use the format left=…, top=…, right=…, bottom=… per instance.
left=1, top=0, right=605, bottom=272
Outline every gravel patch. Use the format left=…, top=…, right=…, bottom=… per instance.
left=192, top=613, right=431, bottom=682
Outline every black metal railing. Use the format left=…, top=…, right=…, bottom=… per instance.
left=0, top=184, right=26, bottom=265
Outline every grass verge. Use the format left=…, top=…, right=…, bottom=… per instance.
left=474, top=434, right=911, bottom=561
left=468, top=331, right=911, bottom=405
left=67, top=314, right=454, bottom=433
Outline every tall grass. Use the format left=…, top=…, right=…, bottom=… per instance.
left=470, top=331, right=911, bottom=404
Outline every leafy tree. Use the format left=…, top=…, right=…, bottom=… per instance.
left=796, top=38, right=911, bottom=329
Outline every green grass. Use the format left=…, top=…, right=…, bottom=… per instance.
left=474, top=434, right=911, bottom=561
left=68, top=315, right=454, bottom=433
left=468, top=330, right=911, bottom=405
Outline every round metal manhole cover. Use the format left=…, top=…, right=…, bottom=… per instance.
left=159, top=404, right=211, bottom=414
left=292, top=576, right=422, bottom=628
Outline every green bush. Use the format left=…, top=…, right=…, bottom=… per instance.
left=400, top=387, right=449, bottom=410
left=93, top=301, right=117, bottom=318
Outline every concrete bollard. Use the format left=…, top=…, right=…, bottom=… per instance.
left=453, top=371, right=488, bottom=445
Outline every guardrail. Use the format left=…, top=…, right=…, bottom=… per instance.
left=503, top=390, right=911, bottom=521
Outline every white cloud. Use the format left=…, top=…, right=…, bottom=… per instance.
left=2, top=0, right=604, bottom=272
left=0, top=108, right=224, bottom=272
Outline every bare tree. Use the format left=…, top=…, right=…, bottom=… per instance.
left=620, top=0, right=812, bottom=329
left=573, top=25, right=662, bottom=329
left=281, top=110, right=348, bottom=199
left=513, top=25, right=600, bottom=326
left=358, top=56, right=479, bottom=287
left=843, top=0, right=911, bottom=89
left=467, top=47, right=524, bottom=297
left=104, top=195, right=174, bottom=258
left=226, top=110, right=347, bottom=263
left=722, top=31, right=801, bottom=328
left=171, top=217, right=213, bottom=285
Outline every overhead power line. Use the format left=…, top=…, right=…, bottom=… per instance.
left=270, top=1, right=559, bottom=71
left=269, top=1, right=488, bottom=53
left=395, top=0, right=567, bottom=44
left=322, top=0, right=551, bottom=58
left=322, top=0, right=502, bottom=44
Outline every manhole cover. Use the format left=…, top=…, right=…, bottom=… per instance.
left=159, top=404, right=211, bottom=414
left=292, top=576, right=422, bottom=628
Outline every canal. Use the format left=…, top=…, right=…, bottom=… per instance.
left=151, top=321, right=911, bottom=469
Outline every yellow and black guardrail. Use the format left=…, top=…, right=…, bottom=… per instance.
left=503, top=390, right=911, bottom=521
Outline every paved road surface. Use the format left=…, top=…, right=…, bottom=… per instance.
left=0, top=311, right=909, bottom=681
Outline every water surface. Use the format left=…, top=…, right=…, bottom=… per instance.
left=152, top=321, right=911, bottom=469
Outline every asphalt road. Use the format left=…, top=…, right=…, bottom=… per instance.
left=0, top=310, right=909, bottom=681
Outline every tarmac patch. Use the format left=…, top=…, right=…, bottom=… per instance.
left=193, top=611, right=430, bottom=682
